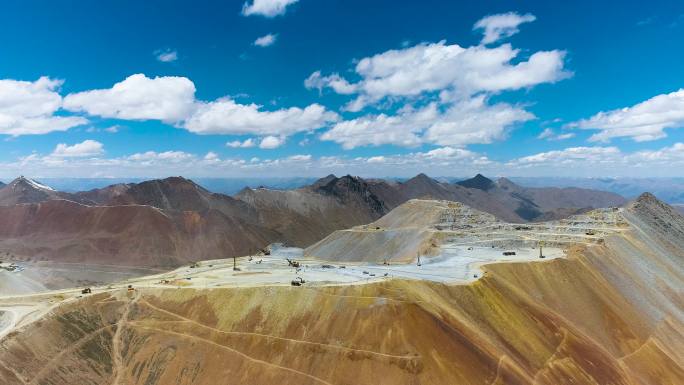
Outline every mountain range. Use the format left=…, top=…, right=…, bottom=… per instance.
left=0, top=173, right=626, bottom=268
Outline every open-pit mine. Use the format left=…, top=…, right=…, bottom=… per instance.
left=0, top=194, right=681, bottom=385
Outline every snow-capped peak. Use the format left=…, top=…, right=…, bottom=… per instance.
left=14, top=176, right=56, bottom=191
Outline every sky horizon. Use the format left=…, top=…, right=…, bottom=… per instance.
left=1, top=0, right=684, bottom=178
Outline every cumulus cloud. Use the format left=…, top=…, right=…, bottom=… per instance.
left=259, top=135, right=285, bottom=149
left=474, top=12, right=536, bottom=44
left=322, top=96, right=533, bottom=149
left=51, top=140, right=104, bottom=157
left=242, top=0, right=298, bottom=17
left=254, top=33, right=277, bottom=47
left=226, top=138, right=256, bottom=148
left=155, top=49, right=178, bottom=62
left=571, top=89, right=684, bottom=142
left=424, top=96, right=534, bottom=146
left=63, top=74, right=196, bottom=123
left=185, top=98, right=338, bottom=136
left=0, top=77, right=87, bottom=135
left=322, top=104, right=437, bottom=149
left=62, top=73, right=337, bottom=142
left=307, top=15, right=566, bottom=150
left=307, top=40, right=568, bottom=110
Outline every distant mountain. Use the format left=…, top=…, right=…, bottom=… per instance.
left=0, top=199, right=276, bottom=267
left=77, top=176, right=254, bottom=219
left=16, top=177, right=317, bottom=195
left=0, top=173, right=628, bottom=268
left=236, top=173, right=627, bottom=235
left=673, top=204, right=684, bottom=215
left=456, top=173, right=496, bottom=190
left=236, top=175, right=388, bottom=246
left=0, top=176, right=92, bottom=206
left=507, top=176, right=684, bottom=203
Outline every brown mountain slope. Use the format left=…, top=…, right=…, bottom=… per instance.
left=235, top=175, right=389, bottom=246
left=0, top=199, right=276, bottom=268
left=0, top=195, right=680, bottom=384
left=493, top=177, right=627, bottom=220
left=78, top=176, right=257, bottom=219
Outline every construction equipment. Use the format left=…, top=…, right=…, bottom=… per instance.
left=127, top=285, right=135, bottom=292
left=291, top=277, right=305, bottom=286
left=286, top=258, right=300, bottom=268
left=503, top=251, right=516, bottom=256
left=539, top=241, right=545, bottom=259
left=81, top=288, right=92, bottom=294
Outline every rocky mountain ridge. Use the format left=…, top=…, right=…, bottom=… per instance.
left=0, top=173, right=628, bottom=268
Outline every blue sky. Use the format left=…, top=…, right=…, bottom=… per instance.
left=1, top=0, right=684, bottom=178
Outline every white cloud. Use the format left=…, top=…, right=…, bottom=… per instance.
left=422, top=146, right=478, bottom=160
left=511, top=146, right=621, bottom=166
left=242, top=0, right=298, bottom=17
left=424, top=96, right=534, bottom=146
left=63, top=74, right=196, bottom=123
left=367, top=156, right=386, bottom=163
left=571, top=89, right=684, bottom=142
left=155, top=49, right=178, bottom=62
left=259, top=135, right=285, bottom=149
left=537, top=128, right=575, bottom=141
left=185, top=98, right=338, bottom=136
left=474, top=12, right=536, bottom=44
left=307, top=40, right=568, bottom=110
left=254, top=33, right=277, bottom=47
left=322, top=96, right=533, bottom=149
left=51, top=140, right=104, bottom=158
left=307, top=16, right=566, bottom=150
left=0, top=77, right=87, bottom=135
left=322, top=104, right=436, bottom=149
left=501, top=143, right=684, bottom=176
left=288, top=154, right=311, bottom=161
left=226, top=138, right=256, bottom=148
left=56, top=73, right=338, bottom=143
left=127, top=150, right=194, bottom=163
left=204, top=151, right=220, bottom=161
left=304, top=71, right=357, bottom=94
left=537, top=128, right=554, bottom=139
left=555, top=133, right=575, bottom=140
